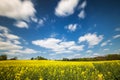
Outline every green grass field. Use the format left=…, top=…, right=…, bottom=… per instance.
left=0, top=60, right=120, bottom=80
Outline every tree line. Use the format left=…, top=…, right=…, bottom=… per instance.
left=31, top=56, right=47, bottom=60
left=62, top=54, right=120, bottom=61
left=0, top=54, right=120, bottom=61
left=0, top=55, right=17, bottom=60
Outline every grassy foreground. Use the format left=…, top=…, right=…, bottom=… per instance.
left=0, top=60, right=120, bottom=80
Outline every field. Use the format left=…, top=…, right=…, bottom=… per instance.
left=0, top=60, right=120, bottom=80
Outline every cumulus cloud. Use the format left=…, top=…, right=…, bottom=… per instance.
left=32, top=38, right=61, bottom=50
left=0, top=26, right=20, bottom=40
left=0, top=41, right=23, bottom=50
left=93, top=53, right=100, bottom=57
left=86, top=50, right=93, bottom=54
left=115, top=27, right=120, bottom=31
left=0, top=0, right=36, bottom=20
left=79, top=33, right=103, bottom=47
left=101, top=40, right=111, bottom=47
left=32, top=38, right=84, bottom=53
left=79, top=0, right=87, bottom=9
left=50, top=33, right=58, bottom=38
left=31, top=16, right=38, bottom=23
left=5, top=34, right=20, bottom=40
left=78, top=0, right=87, bottom=19
left=0, top=26, right=9, bottom=33
left=67, top=54, right=81, bottom=59
left=31, top=17, right=45, bottom=28
left=101, top=42, right=107, bottom=47
left=55, top=0, right=79, bottom=16
left=13, top=40, right=21, bottom=45
left=68, top=45, right=84, bottom=51
left=0, top=26, right=22, bottom=51
left=103, top=48, right=109, bottom=51
left=14, top=21, right=28, bottom=28
left=0, top=26, right=37, bottom=55
left=113, top=34, right=120, bottom=39
left=8, top=48, right=37, bottom=54
left=78, top=10, right=85, bottom=19
left=65, top=24, right=77, bottom=32
left=38, top=19, right=44, bottom=26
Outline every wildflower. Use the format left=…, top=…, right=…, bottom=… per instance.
left=39, top=78, right=43, bottom=80
left=98, top=73, right=103, bottom=78
left=81, top=71, right=85, bottom=75
left=107, top=72, right=111, bottom=75
left=98, top=73, right=104, bottom=80
left=61, top=70, right=64, bottom=74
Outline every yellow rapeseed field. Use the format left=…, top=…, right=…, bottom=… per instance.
left=0, top=60, right=120, bottom=80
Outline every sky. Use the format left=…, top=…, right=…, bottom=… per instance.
left=0, top=0, right=120, bottom=59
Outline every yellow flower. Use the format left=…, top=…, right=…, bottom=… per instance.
left=81, top=71, right=85, bottom=75
left=98, top=73, right=103, bottom=78
left=108, top=72, right=111, bottom=75
left=61, top=70, right=64, bottom=74
left=98, top=73, right=104, bottom=80
left=39, top=78, right=43, bottom=80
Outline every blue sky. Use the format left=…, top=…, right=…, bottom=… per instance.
left=0, top=0, right=120, bottom=59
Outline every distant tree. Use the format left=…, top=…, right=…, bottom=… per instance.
left=31, top=57, right=34, bottom=60
left=31, top=56, right=47, bottom=60
left=10, top=57, right=17, bottom=60
left=0, top=54, right=7, bottom=60
left=61, top=54, right=120, bottom=61
left=62, top=58, right=69, bottom=61
left=106, top=54, right=120, bottom=60
left=36, top=56, right=47, bottom=60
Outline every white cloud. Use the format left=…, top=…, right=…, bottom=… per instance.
left=78, top=10, right=85, bottom=19
left=109, top=43, right=112, bottom=45
left=93, top=53, right=100, bottom=57
left=31, top=17, right=38, bottom=23
left=0, top=26, right=9, bottom=33
left=0, top=41, right=23, bottom=50
left=50, top=33, right=58, bottom=38
left=0, top=26, right=37, bottom=55
left=67, top=54, right=81, bottom=59
left=114, top=49, right=120, bottom=53
left=115, top=27, right=120, bottom=31
left=78, top=0, right=87, bottom=19
left=0, top=37, right=3, bottom=41
left=60, top=41, right=75, bottom=48
left=8, top=48, right=37, bottom=54
left=5, top=33, right=20, bottom=40
left=13, top=40, right=21, bottom=44
left=14, top=21, right=28, bottom=28
left=79, top=33, right=103, bottom=47
left=38, top=19, right=44, bottom=25
left=21, top=48, right=38, bottom=54
left=32, top=18, right=45, bottom=28
left=32, top=38, right=61, bottom=50
left=79, top=0, right=87, bottom=9
left=101, top=40, right=111, bottom=47
left=0, top=26, right=21, bottom=44
left=0, top=26, right=20, bottom=40
left=103, top=48, right=109, bottom=51
left=86, top=50, right=93, bottom=54
left=0, top=0, right=36, bottom=20
left=68, top=45, right=84, bottom=51
left=32, top=38, right=84, bottom=53
left=55, top=0, right=79, bottom=16
left=101, top=42, right=107, bottom=47
left=0, top=26, right=22, bottom=51
left=113, top=34, right=120, bottom=39
left=66, top=24, right=77, bottom=32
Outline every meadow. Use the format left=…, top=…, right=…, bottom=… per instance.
left=0, top=60, right=120, bottom=80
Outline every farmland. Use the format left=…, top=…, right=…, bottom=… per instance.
left=0, top=60, right=120, bottom=80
